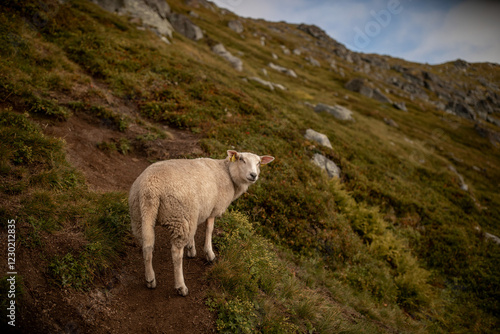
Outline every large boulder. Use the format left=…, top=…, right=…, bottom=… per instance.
left=345, top=78, right=373, bottom=98
left=314, top=103, right=354, bottom=121
left=91, top=0, right=174, bottom=39
left=311, top=154, right=341, bottom=178
left=168, top=12, right=203, bottom=40
left=305, top=129, right=332, bottom=148
left=212, top=43, right=243, bottom=71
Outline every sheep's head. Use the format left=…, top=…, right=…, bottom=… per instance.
left=227, top=150, right=274, bottom=184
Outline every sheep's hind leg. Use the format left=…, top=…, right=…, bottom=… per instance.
left=172, top=242, right=188, bottom=296
left=204, top=217, right=216, bottom=262
left=142, top=221, right=156, bottom=289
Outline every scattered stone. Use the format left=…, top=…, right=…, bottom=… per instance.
left=372, top=88, right=392, bottom=103
left=475, top=226, right=500, bottom=245
left=393, top=101, right=407, bottom=111
left=268, top=62, right=297, bottom=78
left=260, top=36, right=266, bottom=46
left=212, top=43, right=243, bottom=71
left=280, top=45, right=291, bottom=55
left=228, top=20, right=244, bottom=33
left=306, top=56, right=320, bottom=67
left=311, top=153, right=341, bottom=178
left=448, top=165, right=468, bottom=191
left=293, top=48, right=302, bottom=56
left=168, top=12, right=203, bottom=40
left=384, top=118, right=399, bottom=128
left=305, top=129, right=332, bottom=148
left=314, top=103, right=354, bottom=121
left=272, top=53, right=279, bottom=60
left=248, top=77, right=286, bottom=91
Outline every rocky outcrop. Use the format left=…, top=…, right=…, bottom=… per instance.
left=168, top=12, right=203, bottom=40
left=91, top=0, right=174, bottom=39
left=212, top=43, right=243, bottom=71
left=445, top=101, right=476, bottom=120
left=314, top=103, right=354, bottom=121
left=311, top=154, right=341, bottom=178
left=305, top=129, right=332, bottom=148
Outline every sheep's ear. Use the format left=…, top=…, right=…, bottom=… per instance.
left=260, top=155, right=274, bottom=165
left=227, top=150, right=239, bottom=162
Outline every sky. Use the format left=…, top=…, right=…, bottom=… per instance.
left=210, top=0, right=500, bottom=65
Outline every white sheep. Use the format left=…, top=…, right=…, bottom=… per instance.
left=129, top=150, right=274, bottom=296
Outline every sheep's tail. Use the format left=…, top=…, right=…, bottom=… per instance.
left=130, top=187, right=159, bottom=245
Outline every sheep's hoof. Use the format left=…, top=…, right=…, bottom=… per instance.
left=146, top=278, right=156, bottom=289
left=186, top=246, right=197, bottom=258
left=206, top=252, right=216, bottom=263
left=176, top=286, right=189, bottom=296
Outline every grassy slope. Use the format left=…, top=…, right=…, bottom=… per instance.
left=1, top=0, right=499, bottom=332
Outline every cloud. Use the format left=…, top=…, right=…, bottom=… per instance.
left=400, top=0, right=500, bottom=64
left=211, top=0, right=500, bottom=64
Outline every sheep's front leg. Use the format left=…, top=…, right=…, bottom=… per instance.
left=186, top=237, right=196, bottom=258
left=204, top=217, right=216, bottom=262
left=171, top=244, right=188, bottom=296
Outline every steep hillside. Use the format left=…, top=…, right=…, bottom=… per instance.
left=1, top=0, right=499, bottom=333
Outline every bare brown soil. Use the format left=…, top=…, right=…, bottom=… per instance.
left=5, top=107, right=217, bottom=333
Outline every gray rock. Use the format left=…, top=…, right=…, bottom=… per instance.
left=384, top=118, right=399, bottom=128
left=448, top=165, right=468, bottom=191
left=314, top=103, right=354, bottom=121
left=268, top=62, right=297, bottom=78
left=372, top=88, right=392, bottom=103
left=305, top=129, right=332, bottom=148
left=293, top=48, right=302, bottom=56
left=91, top=0, right=174, bottom=39
left=212, top=43, right=243, bottom=71
left=306, top=56, right=320, bottom=67
left=168, top=12, right=203, bottom=40
left=248, top=77, right=286, bottom=91
left=393, top=101, right=407, bottom=111
left=345, top=78, right=373, bottom=98
left=228, top=20, right=244, bottom=34
left=446, top=101, right=476, bottom=120
left=311, top=154, right=341, bottom=178
left=280, top=45, right=291, bottom=55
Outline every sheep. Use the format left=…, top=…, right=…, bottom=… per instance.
left=129, top=150, right=274, bottom=296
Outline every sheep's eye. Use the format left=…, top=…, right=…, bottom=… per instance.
left=240, top=157, right=245, bottom=163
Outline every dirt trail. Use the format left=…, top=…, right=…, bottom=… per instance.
left=32, top=112, right=217, bottom=333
